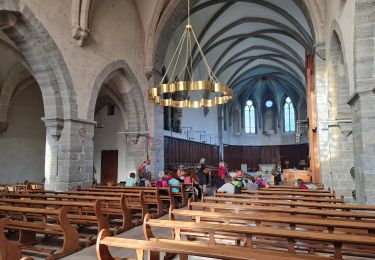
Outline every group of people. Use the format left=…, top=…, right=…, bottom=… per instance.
left=123, top=159, right=317, bottom=197
left=125, top=159, right=152, bottom=187
left=217, top=169, right=272, bottom=194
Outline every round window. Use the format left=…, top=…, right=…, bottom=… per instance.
left=265, top=100, right=273, bottom=108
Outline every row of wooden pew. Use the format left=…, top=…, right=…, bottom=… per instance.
left=0, top=185, right=184, bottom=259
left=97, top=186, right=375, bottom=259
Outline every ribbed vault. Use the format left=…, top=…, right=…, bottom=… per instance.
left=164, top=0, right=314, bottom=111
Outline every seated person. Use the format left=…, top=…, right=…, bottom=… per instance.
left=232, top=170, right=245, bottom=188
left=297, top=179, right=318, bottom=190
left=168, top=173, right=181, bottom=192
left=176, top=165, right=186, bottom=182
left=246, top=176, right=258, bottom=190
left=255, top=173, right=270, bottom=188
left=217, top=175, right=235, bottom=194
left=156, top=172, right=169, bottom=187
left=125, top=172, right=137, bottom=187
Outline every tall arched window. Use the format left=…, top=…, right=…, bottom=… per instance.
left=245, top=100, right=256, bottom=134
left=284, top=97, right=295, bottom=132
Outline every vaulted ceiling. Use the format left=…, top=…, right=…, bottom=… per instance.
left=164, top=0, right=315, bottom=112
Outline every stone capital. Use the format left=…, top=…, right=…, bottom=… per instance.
left=42, top=117, right=64, bottom=140
left=0, top=121, right=9, bottom=135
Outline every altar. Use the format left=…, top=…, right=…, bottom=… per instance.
left=283, top=169, right=312, bottom=186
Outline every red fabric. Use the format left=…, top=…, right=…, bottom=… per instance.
left=217, top=166, right=227, bottom=180
left=300, top=183, right=309, bottom=190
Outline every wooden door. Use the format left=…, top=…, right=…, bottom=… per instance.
left=101, top=150, right=118, bottom=184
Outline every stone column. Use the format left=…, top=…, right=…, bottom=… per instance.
left=43, top=118, right=95, bottom=191
left=351, top=0, right=375, bottom=204
left=217, top=106, right=224, bottom=161
left=314, top=44, right=330, bottom=187
left=146, top=68, right=165, bottom=178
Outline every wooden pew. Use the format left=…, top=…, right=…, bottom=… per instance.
left=189, top=201, right=375, bottom=221
left=241, top=189, right=336, bottom=198
left=204, top=196, right=375, bottom=213
left=269, top=185, right=325, bottom=190
left=214, top=192, right=345, bottom=203
left=0, top=219, right=26, bottom=260
left=0, top=197, right=109, bottom=240
left=169, top=183, right=188, bottom=207
left=260, top=188, right=331, bottom=193
left=170, top=209, right=375, bottom=235
left=19, top=190, right=148, bottom=222
left=144, top=214, right=375, bottom=259
left=0, top=193, right=132, bottom=232
left=96, top=229, right=326, bottom=260
left=88, top=185, right=176, bottom=212
left=0, top=205, right=80, bottom=259
left=81, top=186, right=164, bottom=217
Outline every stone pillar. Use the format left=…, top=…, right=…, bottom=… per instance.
left=351, top=0, right=375, bottom=204
left=43, top=118, right=95, bottom=191
left=146, top=68, right=165, bottom=178
left=314, top=44, right=330, bottom=187
left=217, top=106, right=224, bottom=161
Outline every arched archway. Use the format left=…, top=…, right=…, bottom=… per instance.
left=325, top=28, right=354, bottom=201
left=89, top=60, right=149, bottom=182
left=0, top=3, right=89, bottom=191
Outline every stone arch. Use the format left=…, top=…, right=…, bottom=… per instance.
left=0, top=63, right=34, bottom=122
left=88, top=60, right=147, bottom=134
left=328, top=24, right=351, bottom=120
left=325, top=23, right=354, bottom=201
left=90, top=60, right=149, bottom=182
left=0, top=3, right=78, bottom=120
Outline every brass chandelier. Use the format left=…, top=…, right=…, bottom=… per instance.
left=148, top=0, right=232, bottom=108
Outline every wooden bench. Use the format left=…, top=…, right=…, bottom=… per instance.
left=204, top=196, right=375, bottom=213
left=169, top=183, right=188, bottom=207
left=0, top=197, right=109, bottom=240
left=214, top=192, right=345, bottom=203
left=1, top=192, right=132, bottom=232
left=88, top=185, right=176, bottom=212
left=144, top=214, right=375, bottom=259
left=260, top=188, right=331, bottom=193
left=0, top=218, right=30, bottom=260
left=170, top=208, right=375, bottom=236
left=0, top=205, right=80, bottom=259
left=189, top=201, right=375, bottom=221
left=269, top=185, right=325, bottom=190
left=96, top=229, right=326, bottom=260
left=81, top=186, right=164, bottom=217
left=20, top=190, right=148, bottom=222
left=241, top=189, right=336, bottom=198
